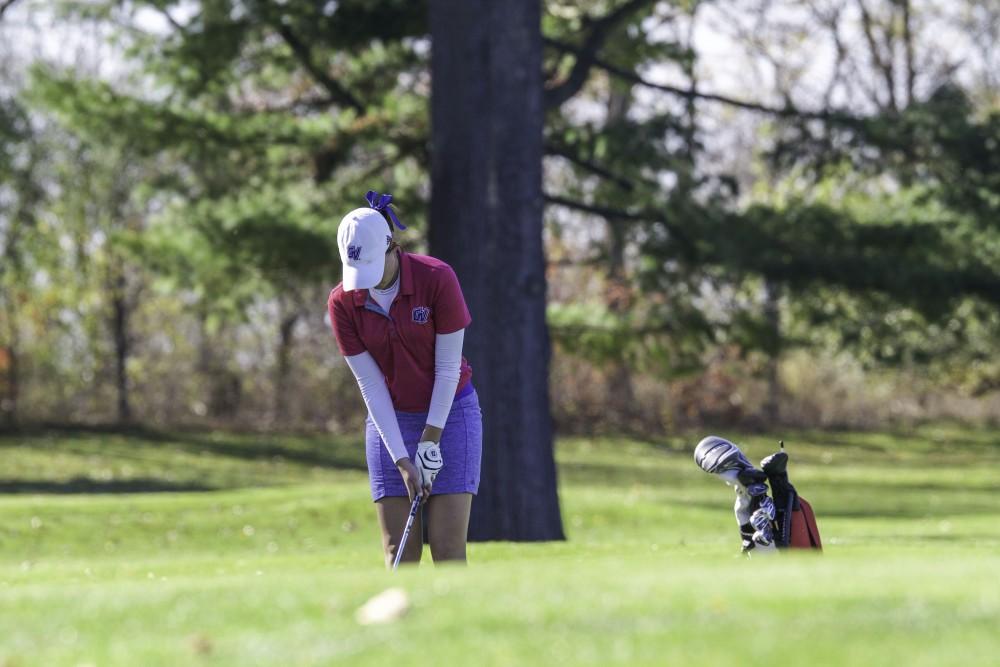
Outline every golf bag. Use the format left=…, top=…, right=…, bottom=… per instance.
left=695, top=436, right=822, bottom=553
left=761, top=446, right=822, bottom=550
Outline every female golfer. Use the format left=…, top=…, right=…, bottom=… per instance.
left=328, top=191, right=482, bottom=568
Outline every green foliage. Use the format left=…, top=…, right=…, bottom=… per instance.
left=28, top=0, right=432, bottom=305
left=27, top=65, right=332, bottom=171
left=769, top=82, right=1000, bottom=229
left=722, top=165, right=1000, bottom=384
left=10, top=0, right=1000, bottom=424
left=548, top=298, right=713, bottom=377
left=541, top=2, right=1000, bottom=387
left=715, top=203, right=1000, bottom=310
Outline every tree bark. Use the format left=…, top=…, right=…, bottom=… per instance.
left=429, top=0, right=564, bottom=540
left=0, top=0, right=23, bottom=20
left=110, top=270, right=132, bottom=424
left=763, top=280, right=782, bottom=426
left=0, top=263, right=20, bottom=429
left=197, top=315, right=241, bottom=421
left=901, top=0, right=915, bottom=107
left=604, top=86, right=638, bottom=432
left=0, top=321, right=18, bottom=428
left=274, top=310, right=300, bottom=426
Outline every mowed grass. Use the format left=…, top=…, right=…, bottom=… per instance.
left=1, top=425, right=998, bottom=666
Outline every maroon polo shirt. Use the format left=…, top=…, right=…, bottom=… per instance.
left=328, top=251, right=473, bottom=412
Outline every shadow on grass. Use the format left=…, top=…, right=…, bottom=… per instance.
left=783, top=428, right=1000, bottom=455
left=558, top=461, right=687, bottom=488
left=163, top=432, right=367, bottom=472
left=0, top=423, right=367, bottom=472
left=557, top=458, right=1000, bottom=520
left=0, top=476, right=214, bottom=494
left=677, top=495, right=1000, bottom=520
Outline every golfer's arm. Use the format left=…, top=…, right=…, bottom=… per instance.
left=344, top=352, right=409, bottom=463
left=422, top=329, right=465, bottom=442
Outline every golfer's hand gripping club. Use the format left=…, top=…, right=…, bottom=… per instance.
left=415, top=441, right=443, bottom=495
left=395, top=457, right=428, bottom=504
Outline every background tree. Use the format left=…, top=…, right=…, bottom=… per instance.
left=0, top=94, right=43, bottom=427
left=429, top=0, right=562, bottom=540
left=537, top=0, right=1000, bottom=427
left=2, top=0, right=998, bottom=486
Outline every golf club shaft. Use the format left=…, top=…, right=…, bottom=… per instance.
left=392, top=495, right=421, bottom=571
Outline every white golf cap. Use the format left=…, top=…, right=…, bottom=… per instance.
left=337, top=207, right=392, bottom=291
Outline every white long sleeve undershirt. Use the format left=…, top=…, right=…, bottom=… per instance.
left=368, top=275, right=399, bottom=314
left=344, top=328, right=466, bottom=462
left=427, top=329, right=465, bottom=428
left=344, top=352, right=408, bottom=463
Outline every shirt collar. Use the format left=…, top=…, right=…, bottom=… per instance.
left=351, top=250, right=413, bottom=306
left=399, top=250, right=414, bottom=296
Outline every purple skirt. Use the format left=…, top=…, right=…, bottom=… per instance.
left=365, top=386, right=483, bottom=501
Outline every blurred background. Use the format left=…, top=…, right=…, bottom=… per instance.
left=1, top=0, right=999, bottom=437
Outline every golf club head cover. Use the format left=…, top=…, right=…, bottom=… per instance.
left=760, top=450, right=788, bottom=476
left=415, top=441, right=444, bottom=487
left=695, top=435, right=755, bottom=476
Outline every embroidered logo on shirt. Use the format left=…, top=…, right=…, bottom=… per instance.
left=347, top=245, right=362, bottom=261
left=412, top=306, right=430, bottom=324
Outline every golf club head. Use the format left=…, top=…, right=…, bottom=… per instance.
left=737, top=468, right=769, bottom=486
left=694, top=435, right=754, bottom=475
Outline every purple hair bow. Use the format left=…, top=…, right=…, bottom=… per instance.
left=365, top=190, right=407, bottom=231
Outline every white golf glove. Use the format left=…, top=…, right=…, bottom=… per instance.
left=415, top=441, right=444, bottom=489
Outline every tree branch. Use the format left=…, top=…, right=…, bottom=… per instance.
left=544, top=193, right=696, bottom=255
left=857, top=0, right=896, bottom=111
left=0, top=0, right=22, bottom=20
left=550, top=321, right=681, bottom=337
left=544, top=142, right=635, bottom=192
left=808, top=2, right=848, bottom=109
left=544, top=0, right=657, bottom=110
left=547, top=254, right=605, bottom=268
left=275, top=24, right=364, bottom=113
left=545, top=193, right=645, bottom=221
left=901, top=0, right=916, bottom=107
left=545, top=37, right=865, bottom=128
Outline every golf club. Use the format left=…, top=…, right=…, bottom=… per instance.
left=392, top=494, right=421, bottom=571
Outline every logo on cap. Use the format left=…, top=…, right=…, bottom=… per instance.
left=347, top=245, right=362, bottom=261
left=412, top=307, right=430, bottom=324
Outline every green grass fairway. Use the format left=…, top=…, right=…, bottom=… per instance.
left=1, top=426, right=998, bottom=666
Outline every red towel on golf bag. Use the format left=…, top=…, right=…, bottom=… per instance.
left=788, top=496, right=822, bottom=550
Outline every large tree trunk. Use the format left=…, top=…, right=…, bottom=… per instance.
left=604, top=86, right=638, bottom=433
left=110, top=270, right=132, bottom=424
left=429, top=0, right=564, bottom=540
left=273, top=310, right=300, bottom=426
left=196, top=315, right=242, bottom=422
left=763, top=280, right=782, bottom=425
left=0, top=325, right=18, bottom=429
